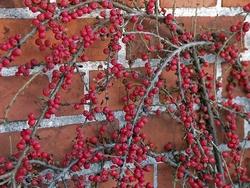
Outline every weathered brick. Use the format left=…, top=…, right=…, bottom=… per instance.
left=56, top=73, right=84, bottom=116
left=36, top=122, right=118, bottom=160
left=176, top=16, right=243, bottom=33
left=159, top=67, right=178, bottom=103
left=143, top=113, right=186, bottom=151
left=89, top=70, right=125, bottom=110
left=0, top=75, right=48, bottom=121
left=115, top=0, right=144, bottom=8
left=243, top=149, right=250, bottom=177
left=99, top=166, right=154, bottom=188
left=126, top=16, right=244, bottom=60
left=160, top=63, right=215, bottom=103
left=158, top=163, right=182, bottom=187
left=216, top=108, right=245, bottom=144
left=126, top=18, right=170, bottom=60
left=222, top=62, right=250, bottom=98
left=161, top=0, right=216, bottom=8
left=0, top=121, right=118, bottom=160
left=89, top=68, right=144, bottom=110
left=0, top=19, right=49, bottom=66
left=66, top=19, right=110, bottom=61
left=0, top=19, right=109, bottom=66
left=0, top=0, right=24, bottom=8
left=222, top=0, right=249, bottom=7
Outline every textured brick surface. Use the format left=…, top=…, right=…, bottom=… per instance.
left=158, top=164, right=181, bottom=187
left=216, top=108, right=245, bottom=144
left=106, top=0, right=144, bottom=8
left=66, top=19, right=110, bottom=61
left=126, top=16, right=244, bottom=60
left=89, top=70, right=125, bottom=110
left=0, top=19, right=47, bottom=66
left=0, top=0, right=24, bottom=8
left=57, top=0, right=216, bottom=8
left=244, top=149, right=250, bottom=177
left=89, top=68, right=143, bottom=110
left=222, top=62, right=250, bottom=98
left=0, top=19, right=109, bottom=66
left=126, top=18, right=169, bottom=60
left=222, top=0, right=249, bottom=7
left=56, top=73, right=84, bottom=116
left=36, top=121, right=118, bottom=160
left=143, top=113, right=186, bottom=151
left=99, top=166, right=154, bottom=188
left=161, top=0, right=216, bottom=8
left=100, top=164, right=183, bottom=187
left=0, top=75, right=48, bottom=121
left=160, top=63, right=214, bottom=103
left=0, top=121, right=118, bottom=160
left=177, top=16, right=244, bottom=33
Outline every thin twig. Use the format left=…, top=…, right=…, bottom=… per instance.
left=4, top=72, right=40, bottom=122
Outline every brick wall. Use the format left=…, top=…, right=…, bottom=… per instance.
left=0, top=0, right=249, bottom=187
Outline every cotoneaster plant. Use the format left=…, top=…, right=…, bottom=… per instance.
left=0, top=0, right=249, bottom=187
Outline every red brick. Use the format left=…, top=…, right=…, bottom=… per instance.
left=0, top=75, right=48, bottom=121
left=0, top=0, right=24, bottom=8
left=159, top=67, right=178, bottom=103
left=89, top=70, right=125, bottom=110
left=243, top=149, right=250, bottom=177
left=58, top=180, right=75, bottom=188
left=114, top=0, right=144, bottom=8
left=0, top=19, right=109, bottom=66
left=0, top=121, right=119, bottom=160
left=143, top=113, right=186, bottom=151
left=0, top=19, right=49, bottom=66
left=222, top=62, right=250, bottom=98
left=99, top=163, right=186, bottom=187
left=56, top=73, right=84, bottom=116
left=216, top=108, right=245, bottom=144
left=222, top=0, right=249, bottom=7
left=126, top=16, right=243, bottom=60
left=99, top=166, right=154, bottom=188
left=126, top=18, right=170, bottom=60
left=176, top=16, right=244, bottom=34
left=89, top=68, right=143, bottom=111
left=36, top=122, right=118, bottom=160
left=161, top=0, right=216, bottom=8
left=65, top=19, right=110, bottom=61
left=160, top=63, right=215, bottom=103
left=158, top=163, right=182, bottom=187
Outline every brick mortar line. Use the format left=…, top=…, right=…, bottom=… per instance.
left=61, top=151, right=247, bottom=185
left=83, top=70, right=90, bottom=111
left=153, top=162, right=158, bottom=188
left=216, top=0, right=222, bottom=8
left=0, top=7, right=245, bottom=19
left=0, top=59, right=162, bottom=77
left=62, top=154, right=156, bottom=184
left=1, top=106, right=249, bottom=150
left=0, top=97, right=249, bottom=134
left=118, top=38, right=126, bottom=63
left=2, top=53, right=250, bottom=78
left=0, top=110, right=124, bottom=133
left=218, top=140, right=250, bottom=151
